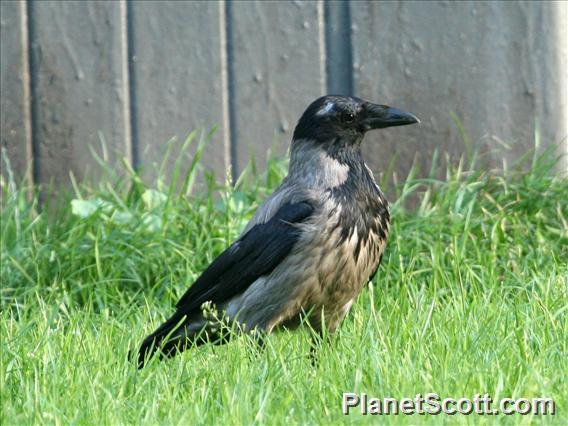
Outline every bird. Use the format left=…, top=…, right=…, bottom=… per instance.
left=135, top=95, right=419, bottom=368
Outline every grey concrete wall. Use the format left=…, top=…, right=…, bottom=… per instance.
left=1, top=0, right=566, bottom=194
left=128, top=1, right=228, bottom=184
left=228, top=1, right=325, bottom=175
left=27, top=1, right=131, bottom=189
left=352, top=1, right=568, bottom=179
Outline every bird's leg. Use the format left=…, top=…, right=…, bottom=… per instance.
left=308, top=327, right=333, bottom=367
left=252, top=329, right=267, bottom=350
left=245, top=328, right=268, bottom=363
left=309, top=336, right=320, bottom=367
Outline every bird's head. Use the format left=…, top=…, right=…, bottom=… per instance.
left=292, top=95, right=419, bottom=148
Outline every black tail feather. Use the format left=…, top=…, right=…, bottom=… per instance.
left=136, top=312, right=189, bottom=369
left=134, top=311, right=233, bottom=369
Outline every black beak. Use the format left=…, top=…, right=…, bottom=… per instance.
left=362, top=103, right=420, bottom=130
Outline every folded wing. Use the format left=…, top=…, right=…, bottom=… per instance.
left=136, top=201, right=314, bottom=367
left=177, top=201, right=313, bottom=313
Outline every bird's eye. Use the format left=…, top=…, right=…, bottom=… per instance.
left=343, top=112, right=355, bottom=123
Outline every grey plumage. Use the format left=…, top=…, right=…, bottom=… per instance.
left=136, top=95, right=419, bottom=368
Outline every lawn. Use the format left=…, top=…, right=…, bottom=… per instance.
left=1, top=134, right=566, bottom=425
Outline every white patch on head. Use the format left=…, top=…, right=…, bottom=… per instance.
left=317, top=102, right=335, bottom=116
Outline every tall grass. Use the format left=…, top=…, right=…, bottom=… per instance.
left=1, top=132, right=566, bottom=425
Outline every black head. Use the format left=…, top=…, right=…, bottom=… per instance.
left=292, top=95, right=419, bottom=144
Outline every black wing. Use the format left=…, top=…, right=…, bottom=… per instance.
left=176, top=201, right=314, bottom=314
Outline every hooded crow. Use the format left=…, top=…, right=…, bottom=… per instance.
left=136, top=95, right=419, bottom=368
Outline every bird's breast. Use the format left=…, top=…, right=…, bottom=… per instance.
left=239, top=167, right=391, bottom=333
left=290, top=184, right=390, bottom=320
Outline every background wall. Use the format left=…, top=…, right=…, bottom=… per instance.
left=1, top=0, right=567, bottom=193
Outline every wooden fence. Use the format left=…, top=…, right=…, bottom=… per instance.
left=1, top=0, right=566, bottom=193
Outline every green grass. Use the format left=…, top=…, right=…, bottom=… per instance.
left=1, top=133, right=567, bottom=425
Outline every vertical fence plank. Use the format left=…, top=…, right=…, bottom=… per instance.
left=29, top=1, right=130, bottom=191
left=323, top=0, right=353, bottom=96
left=129, top=1, right=227, bottom=186
left=229, top=1, right=325, bottom=175
left=526, top=1, right=568, bottom=173
left=0, top=0, right=32, bottom=187
left=351, top=1, right=567, bottom=183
